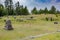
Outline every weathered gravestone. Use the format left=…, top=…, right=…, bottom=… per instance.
left=4, top=19, right=13, bottom=30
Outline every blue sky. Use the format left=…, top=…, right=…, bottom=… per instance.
left=0, top=0, right=60, bottom=12
left=34, top=0, right=51, bottom=3
left=56, top=0, right=60, bottom=2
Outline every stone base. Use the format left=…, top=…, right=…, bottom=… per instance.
left=4, top=25, right=13, bottom=30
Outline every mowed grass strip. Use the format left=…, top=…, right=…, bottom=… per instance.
left=33, top=32, right=60, bottom=40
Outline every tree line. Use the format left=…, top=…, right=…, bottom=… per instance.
left=0, top=0, right=29, bottom=16
left=0, top=0, right=60, bottom=16
left=31, top=6, right=60, bottom=14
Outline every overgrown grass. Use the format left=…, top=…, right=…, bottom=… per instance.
left=0, top=14, right=60, bottom=40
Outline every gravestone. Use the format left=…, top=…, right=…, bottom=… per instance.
left=4, top=19, right=13, bottom=30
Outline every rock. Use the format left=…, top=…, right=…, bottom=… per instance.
left=4, top=19, right=13, bottom=30
left=54, top=22, right=58, bottom=24
left=57, top=30, right=60, bottom=32
left=14, top=16, right=16, bottom=19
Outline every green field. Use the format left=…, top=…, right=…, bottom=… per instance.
left=33, top=32, right=60, bottom=40
left=0, top=14, right=60, bottom=40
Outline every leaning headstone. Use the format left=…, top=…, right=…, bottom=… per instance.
left=4, top=19, right=13, bottom=30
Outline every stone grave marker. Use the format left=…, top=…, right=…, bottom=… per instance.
left=4, top=19, right=13, bottom=30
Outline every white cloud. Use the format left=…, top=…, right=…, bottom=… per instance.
left=0, top=0, right=60, bottom=12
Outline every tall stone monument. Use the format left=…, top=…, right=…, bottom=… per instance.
left=4, top=19, right=13, bottom=30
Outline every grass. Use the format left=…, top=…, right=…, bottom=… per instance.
left=33, top=32, right=60, bottom=40
left=0, top=14, right=60, bottom=40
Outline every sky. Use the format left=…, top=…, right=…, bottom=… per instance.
left=0, top=0, right=60, bottom=12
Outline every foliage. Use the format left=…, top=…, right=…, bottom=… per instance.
left=31, top=7, right=38, bottom=14
left=49, top=6, right=56, bottom=14
left=31, top=6, right=60, bottom=14
left=0, top=4, right=4, bottom=16
left=0, top=0, right=60, bottom=16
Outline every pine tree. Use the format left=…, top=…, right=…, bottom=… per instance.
left=56, top=10, right=60, bottom=14
left=5, top=0, right=14, bottom=15
left=44, top=7, right=48, bottom=14
left=39, top=9, right=44, bottom=14
left=31, top=7, right=38, bottom=14
left=23, top=6, right=29, bottom=15
left=49, top=6, right=56, bottom=14
left=15, top=1, right=20, bottom=15
left=0, top=4, right=4, bottom=16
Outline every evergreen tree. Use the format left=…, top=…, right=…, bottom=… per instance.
left=15, top=1, right=20, bottom=15
left=49, top=6, right=56, bottom=14
left=0, top=4, right=4, bottom=16
left=44, top=7, right=48, bottom=14
left=23, top=6, right=29, bottom=15
left=5, top=0, right=14, bottom=15
left=39, top=9, right=44, bottom=14
left=31, top=7, right=38, bottom=14
left=20, top=5, right=24, bottom=15
left=56, top=10, right=60, bottom=14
